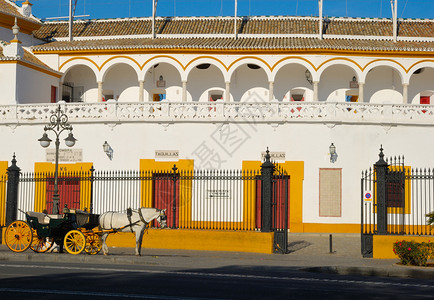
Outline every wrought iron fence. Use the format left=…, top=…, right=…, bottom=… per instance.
left=362, top=154, right=434, bottom=236
left=12, top=165, right=288, bottom=232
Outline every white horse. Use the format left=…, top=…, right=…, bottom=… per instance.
left=98, top=207, right=167, bottom=256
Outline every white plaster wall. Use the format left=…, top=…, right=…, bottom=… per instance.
left=0, top=64, right=17, bottom=104
left=3, top=118, right=434, bottom=226
left=0, top=27, right=43, bottom=47
left=15, top=64, right=59, bottom=104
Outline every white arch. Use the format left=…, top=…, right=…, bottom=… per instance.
left=316, top=59, right=362, bottom=83
left=227, top=58, right=272, bottom=82
left=100, top=57, right=141, bottom=82
left=362, top=60, right=406, bottom=84
left=185, top=58, right=227, bottom=82
left=60, top=59, right=99, bottom=83
left=407, top=62, right=434, bottom=80
left=272, top=58, right=317, bottom=82
left=141, top=56, right=184, bottom=82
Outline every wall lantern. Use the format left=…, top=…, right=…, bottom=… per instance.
left=103, top=141, right=113, bottom=160
left=305, top=69, right=313, bottom=85
left=350, top=76, right=359, bottom=89
left=329, top=143, right=338, bottom=163
left=157, top=75, right=166, bottom=88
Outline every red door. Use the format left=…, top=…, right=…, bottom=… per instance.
left=46, top=177, right=80, bottom=213
left=255, top=175, right=290, bottom=230
left=51, top=86, right=57, bottom=103
left=152, top=173, right=179, bottom=228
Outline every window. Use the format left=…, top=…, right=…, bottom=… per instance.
left=153, top=94, right=166, bottom=102
left=420, top=96, right=430, bottom=105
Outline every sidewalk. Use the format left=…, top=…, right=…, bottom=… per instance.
left=0, top=233, right=433, bottom=280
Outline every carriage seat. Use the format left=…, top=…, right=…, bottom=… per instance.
left=27, top=211, right=63, bottom=224
left=27, top=211, right=50, bottom=224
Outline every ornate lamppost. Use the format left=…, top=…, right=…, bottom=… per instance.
left=38, top=105, right=77, bottom=214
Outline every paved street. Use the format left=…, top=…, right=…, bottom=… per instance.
left=0, top=233, right=433, bottom=299
left=0, top=260, right=433, bottom=299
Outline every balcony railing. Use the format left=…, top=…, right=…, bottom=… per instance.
left=0, top=100, right=433, bottom=125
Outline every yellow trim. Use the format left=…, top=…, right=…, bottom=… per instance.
left=227, top=56, right=273, bottom=72
left=9, top=39, right=21, bottom=44
left=99, top=55, right=142, bottom=71
left=373, top=235, right=434, bottom=259
left=242, top=161, right=304, bottom=232
left=33, top=47, right=434, bottom=58
left=362, top=58, right=407, bottom=72
left=272, top=56, right=317, bottom=72
left=0, top=60, right=62, bottom=78
left=139, top=159, right=194, bottom=228
left=0, top=16, right=41, bottom=34
left=105, top=229, right=274, bottom=254
left=184, top=56, right=229, bottom=72
left=59, top=57, right=101, bottom=72
left=34, top=162, right=93, bottom=212
left=0, top=161, right=8, bottom=227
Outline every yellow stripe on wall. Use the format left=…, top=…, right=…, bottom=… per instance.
left=0, top=161, right=8, bottom=227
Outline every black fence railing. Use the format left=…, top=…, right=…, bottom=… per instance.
left=361, top=147, right=434, bottom=256
left=3, top=155, right=289, bottom=237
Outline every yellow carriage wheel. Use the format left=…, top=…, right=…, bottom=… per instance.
left=64, top=230, right=86, bottom=255
left=5, top=220, right=33, bottom=253
left=30, top=230, right=53, bottom=253
left=84, top=233, right=102, bottom=255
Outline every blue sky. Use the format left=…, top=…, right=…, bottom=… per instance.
left=28, top=0, right=434, bottom=20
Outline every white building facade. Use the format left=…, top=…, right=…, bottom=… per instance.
left=1, top=0, right=434, bottom=233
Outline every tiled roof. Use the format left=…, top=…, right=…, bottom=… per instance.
left=0, top=0, right=40, bottom=24
left=33, top=16, right=434, bottom=40
left=0, top=41, right=56, bottom=72
left=31, top=37, right=434, bottom=52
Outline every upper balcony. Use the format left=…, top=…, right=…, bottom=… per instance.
left=1, top=100, right=433, bottom=127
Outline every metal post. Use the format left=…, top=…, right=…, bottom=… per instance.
left=375, top=146, right=389, bottom=235
left=261, top=148, right=275, bottom=232
left=172, top=164, right=178, bottom=229
left=89, top=166, right=95, bottom=214
left=5, top=154, right=20, bottom=226
left=53, top=136, right=60, bottom=214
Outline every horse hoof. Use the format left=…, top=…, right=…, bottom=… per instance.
left=103, top=253, right=108, bottom=256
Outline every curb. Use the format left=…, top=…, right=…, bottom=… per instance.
left=304, top=265, right=434, bottom=280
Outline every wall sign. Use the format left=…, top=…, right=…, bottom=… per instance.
left=155, top=150, right=179, bottom=159
left=261, top=151, right=286, bottom=161
left=46, top=149, right=83, bottom=162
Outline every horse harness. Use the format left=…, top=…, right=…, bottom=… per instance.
left=107, top=208, right=149, bottom=233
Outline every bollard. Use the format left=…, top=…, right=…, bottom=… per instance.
left=329, top=234, right=333, bottom=253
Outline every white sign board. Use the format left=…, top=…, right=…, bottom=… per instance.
left=155, top=150, right=179, bottom=160
left=261, top=151, right=286, bottom=161
left=46, top=149, right=83, bottom=162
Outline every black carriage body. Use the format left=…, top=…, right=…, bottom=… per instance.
left=26, top=212, right=100, bottom=243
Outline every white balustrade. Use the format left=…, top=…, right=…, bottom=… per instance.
left=0, top=101, right=433, bottom=126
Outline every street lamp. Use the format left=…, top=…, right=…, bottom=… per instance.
left=38, top=105, right=76, bottom=214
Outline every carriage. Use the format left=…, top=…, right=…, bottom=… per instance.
left=4, top=209, right=103, bottom=255
left=4, top=207, right=167, bottom=256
